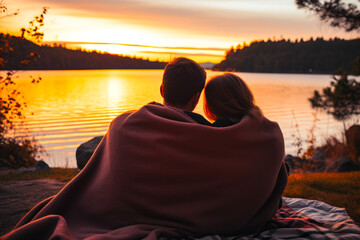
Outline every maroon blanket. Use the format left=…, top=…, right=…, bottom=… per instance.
left=3, top=104, right=287, bottom=240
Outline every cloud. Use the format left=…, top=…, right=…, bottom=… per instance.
left=54, top=41, right=227, bottom=51
left=139, top=51, right=223, bottom=58
left=14, top=0, right=356, bottom=48
left=30, top=0, right=308, bottom=37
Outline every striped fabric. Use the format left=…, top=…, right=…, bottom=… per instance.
left=195, top=197, right=360, bottom=240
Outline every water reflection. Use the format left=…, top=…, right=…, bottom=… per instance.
left=8, top=70, right=347, bottom=168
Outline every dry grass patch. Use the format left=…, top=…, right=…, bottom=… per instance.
left=0, top=168, right=78, bottom=182
left=284, top=172, right=360, bottom=225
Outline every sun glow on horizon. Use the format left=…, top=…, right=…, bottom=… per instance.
left=59, top=42, right=226, bottom=62
left=3, top=0, right=358, bottom=63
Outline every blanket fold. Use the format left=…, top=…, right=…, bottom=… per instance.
left=3, top=104, right=287, bottom=239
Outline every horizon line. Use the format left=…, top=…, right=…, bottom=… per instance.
left=42, top=41, right=228, bottom=52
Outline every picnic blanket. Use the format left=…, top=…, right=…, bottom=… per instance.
left=3, top=103, right=287, bottom=239
left=196, top=197, right=360, bottom=239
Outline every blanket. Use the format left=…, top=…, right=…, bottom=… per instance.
left=3, top=103, right=287, bottom=239
left=196, top=197, right=360, bottom=239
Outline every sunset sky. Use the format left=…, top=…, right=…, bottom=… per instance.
left=2, top=0, right=359, bottom=62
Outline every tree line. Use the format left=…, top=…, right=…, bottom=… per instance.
left=213, top=38, right=360, bottom=74
left=0, top=34, right=167, bottom=70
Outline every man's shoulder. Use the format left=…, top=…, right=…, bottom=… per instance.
left=183, top=111, right=211, bottom=125
left=147, top=101, right=163, bottom=107
left=113, top=102, right=210, bottom=126
left=146, top=102, right=211, bottom=125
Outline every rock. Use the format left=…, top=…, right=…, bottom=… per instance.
left=0, top=158, right=11, bottom=168
left=346, top=125, right=360, bottom=164
left=325, top=157, right=360, bottom=172
left=76, top=136, right=103, bottom=170
left=337, top=158, right=360, bottom=172
left=284, top=154, right=304, bottom=171
left=284, top=155, right=295, bottom=170
left=16, top=167, right=32, bottom=173
left=284, top=154, right=326, bottom=173
left=9, top=160, right=52, bottom=174
left=34, top=160, right=51, bottom=172
left=0, top=160, right=51, bottom=174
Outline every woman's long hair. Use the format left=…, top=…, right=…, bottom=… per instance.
left=204, top=73, right=263, bottom=121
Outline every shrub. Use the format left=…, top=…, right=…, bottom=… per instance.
left=0, top=136, right=43, bottom=168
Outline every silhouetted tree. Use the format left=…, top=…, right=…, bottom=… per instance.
left=213, top=38, right=360, bottom=73
left=353, top=56, right=360, bottom=74
left=297, top=0, right=360, bottom=128
left=296, top=0, right=360, bottom=32
left=0, top=38, right=167, bottom=70
left=309, top=70, right=360, bottom=131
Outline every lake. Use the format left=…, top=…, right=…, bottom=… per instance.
left=5, top=70, right=353, bottom=168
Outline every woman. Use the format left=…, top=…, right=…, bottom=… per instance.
left=204, top=73, right=263, bottom=126
left=204, top=72, right=290, bottom=231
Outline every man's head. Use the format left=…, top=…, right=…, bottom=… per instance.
left=161, top=57, right=206, bottom=111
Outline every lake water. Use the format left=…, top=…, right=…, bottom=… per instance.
left=5, top=70, right=355, bottom=168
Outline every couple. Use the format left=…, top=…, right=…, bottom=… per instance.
left=4, top=58, right=289, bottom=240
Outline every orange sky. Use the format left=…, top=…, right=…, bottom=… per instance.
left=2, top=0, right=359, bottom=63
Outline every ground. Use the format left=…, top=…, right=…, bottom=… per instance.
left=0, top=170, right=359, bottom=236
left=0, top=178, right=68, bottom=236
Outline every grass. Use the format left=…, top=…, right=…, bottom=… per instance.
left=0, top=168, right=78, bottom=182
left=284, top=171, right=360, bottom=225
left=1, top=169, right=359, bottom=225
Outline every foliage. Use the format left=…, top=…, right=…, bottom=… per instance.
left=295, top=1, right=360, bottom=172
left=296, top=0, right=360, bottom=32
left=20, top=7, right=47, bottom=42
left=291, top=110, right=304, bottom=158
left=0, top=136, right=42, bottom=168
left=289, top=110, right=360, bottom=172
left=306, top=71, right=360, bottom=171
left=309, top=71, right=360, bottom=121
left=302, top=112, right=320, bottom=160
left=213, top=38, right=360, bottom=74
left=284, top=172, right=360, bottom=224
left=353, top=56, right=360, bottom=75
left=0, top=8, right=46, bottom=134
left=0, top=6, right=46, bottom=168
left=322, top=137, right=352, bottom=169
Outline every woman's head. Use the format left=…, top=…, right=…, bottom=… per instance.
left=204, top=73, right=262, bottom=121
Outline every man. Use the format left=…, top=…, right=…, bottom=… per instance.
left=3, top=58, right=287, bottom=240
left=159, top=57, right=210, bottom=125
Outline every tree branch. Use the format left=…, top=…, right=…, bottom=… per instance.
left=296, top=0, right=360, bottom=31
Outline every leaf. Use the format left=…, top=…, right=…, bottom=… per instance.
left=0, top=58, right=5, bottom=67
left=20, top=60, right=31, bottom=65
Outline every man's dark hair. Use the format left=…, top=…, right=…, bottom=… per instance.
left=162, top=57, right=206, bottom=106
